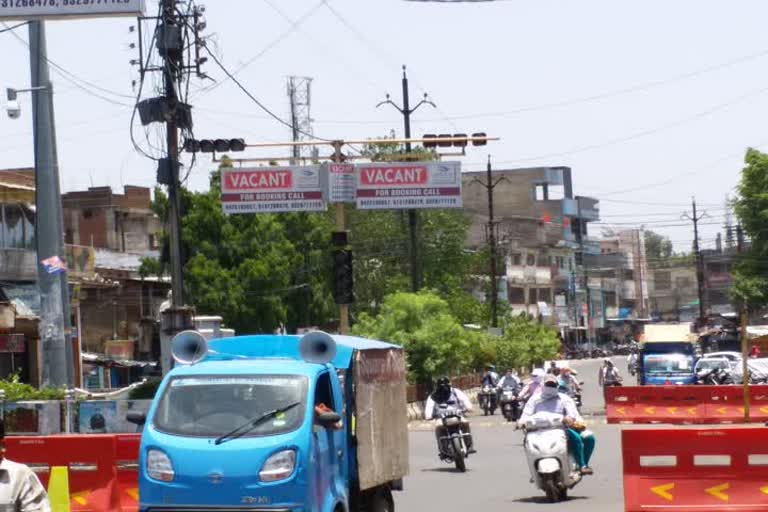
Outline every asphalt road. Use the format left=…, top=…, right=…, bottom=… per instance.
left=395, top=357, right=633, bottom=511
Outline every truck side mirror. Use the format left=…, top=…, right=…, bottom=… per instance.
left=126, top=411, right=147, bottom=426
left=316, top=411, right=341, bottom=429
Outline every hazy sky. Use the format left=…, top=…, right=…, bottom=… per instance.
left=2, top=0, right=767, bottom=252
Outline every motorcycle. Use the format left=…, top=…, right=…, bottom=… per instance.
left=522, top=411, right=583, bottom=503
left=499, top=388, right=520, bottom=421
left=435, top=404, right=472, bottom=472
left=478, top=385, right=498, bottom=415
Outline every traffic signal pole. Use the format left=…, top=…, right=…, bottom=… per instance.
left=331, top=141, right=350, bottom=334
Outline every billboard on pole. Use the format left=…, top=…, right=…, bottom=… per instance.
left=355, top=161, right=462, bottom=210
left=0, top=0, right=145, bottom=20
left=322, top=162, right=356, bottom=203
left=221, top=166, right=326, bottom=214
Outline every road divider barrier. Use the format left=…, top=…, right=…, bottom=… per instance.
left=6, top=434, right=141, bottom=512
left=623, top=427, right=768, bottom=511
left=607, top=385, right=768, bottom=424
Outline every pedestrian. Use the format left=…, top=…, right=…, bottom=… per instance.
left=0, top=419, right=51, bottom=511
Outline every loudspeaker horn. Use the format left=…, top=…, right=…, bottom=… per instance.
left=171, top=330, right=208, bottom=365
left=299, top=331, right=337, bottom=364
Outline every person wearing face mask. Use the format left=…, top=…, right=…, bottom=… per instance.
left=519, top=375, right=596, bottom=475
left=519, top=368, right=545, bottom=403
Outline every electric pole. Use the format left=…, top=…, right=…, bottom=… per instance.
left=377, top=66, right=436, bottom=292
left=470, top=157, right=507, bottom=328
left=575, top=196, right=593, bottom=344
left=683, top=197, right=707, bottom=322
left=28, top=21, right=74, bottom=387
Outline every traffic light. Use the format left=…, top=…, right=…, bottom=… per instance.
left=183, top=138, right=246, bottom=153
left=471, top=132, right=487, bottom=146
left=333, top=249, right=354, bottom=305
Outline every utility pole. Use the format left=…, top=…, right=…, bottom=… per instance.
left=377, top=66, right=436, bottom=292
left=470, top=157, right=507, bottom=328
left=683, top=197, right=707, bottom=323
left=575, top=196, right=593, bottom=345
left=737, top=224, right=750, bottom=422
left=156, top=0, right=195, bottom=373
left=29, top=21, right=74, bottom=387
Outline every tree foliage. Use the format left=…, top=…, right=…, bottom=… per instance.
left=732, top=148, right=768, bottom=308
left=644, top=230, right=674, bottom=261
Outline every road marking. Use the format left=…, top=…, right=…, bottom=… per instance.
left=705, top=483, right=729, bottom=502
left=651, top=483, right=675, bottom=501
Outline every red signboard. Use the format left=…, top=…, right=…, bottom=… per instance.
left=220, top=166, right=325, bottom=214
left=355, top=161, right=462, bottom=210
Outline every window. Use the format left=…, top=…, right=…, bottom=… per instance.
left=555, top=256, right=564, bottom=269
left=152, top=375, right=308, bottom=437
left=526, top=253, right=536, bottom=266
left=511, top=253, right=521, bottom=266
left=315, top=372, right=335, bottom=410
left=676, top=276, right=692, bottom=288
left=538, top=288, right=552, bottom=303
left=508, top=286, right=525, bottom=304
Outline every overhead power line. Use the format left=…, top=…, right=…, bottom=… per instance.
left=203, top=44, right=332, bottom=142
left=0, top=21, right=28, bottom=34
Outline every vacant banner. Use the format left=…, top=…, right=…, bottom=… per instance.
left=0, top=0, right=145, bottom=20
left=221, top=166, right=326, bottom=214
left=356, top=161, right=461, bottom=210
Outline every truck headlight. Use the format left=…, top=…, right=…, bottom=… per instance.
left=259, top=449, right=296, bottom=482
left=147, top=449, right=175, bottom=482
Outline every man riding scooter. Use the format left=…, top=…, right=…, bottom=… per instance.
left=479, top=365, right=500, bottom=415
left=519, top=375, right=596, bottom=476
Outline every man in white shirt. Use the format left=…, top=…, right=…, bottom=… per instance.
left=0, top=420, right=51, bottom=511
left=519, top=375, right=596, bottom=475
left=424, top=377, right=475, bottom=454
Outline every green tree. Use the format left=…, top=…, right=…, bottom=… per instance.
left=732, top=148, right=768, bottom=307
left=352, top=291, right=471, bottom=384
left=644, top=230, right=674, bottom=261
left=497, top=314, right=560, bottom=369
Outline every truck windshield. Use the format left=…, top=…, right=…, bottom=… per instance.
left=643, top=354, right=694, bottom=375
left=153, top=375, right=308, bottom=437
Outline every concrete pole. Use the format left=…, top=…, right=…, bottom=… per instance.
left=29, top=21, right=74, bottom=387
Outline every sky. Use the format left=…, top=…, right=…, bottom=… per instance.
left=2, top=0, right=768, bottom=253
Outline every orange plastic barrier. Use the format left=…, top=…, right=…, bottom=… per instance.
left=623, top=427, right=768, bottom=511
left=607, top=385, right=768, bottom=424
left=6, top=434, right=141, bottom=512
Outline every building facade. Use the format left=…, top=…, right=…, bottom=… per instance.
left=462, top=166, right=600, bottom=335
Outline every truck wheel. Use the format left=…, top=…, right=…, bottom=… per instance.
left=363, top=488, right=393, bottom=512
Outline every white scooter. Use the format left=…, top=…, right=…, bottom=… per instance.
left=520, top=411, right=582, bottom=502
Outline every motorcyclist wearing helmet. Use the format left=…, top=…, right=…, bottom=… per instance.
left=424, top=376, right=475, bottom=454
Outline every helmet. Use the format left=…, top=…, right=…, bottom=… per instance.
left=604, top=358, right=613, bottom=366
left=436, top=376, right=451, bottom=389
left=486, top=364, right=496, bottom=370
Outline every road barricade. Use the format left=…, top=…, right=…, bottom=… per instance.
left=607, top=385, right=706, bottom=424
left=623, top=427, right=768, bottom=512
left=6, top=434, right=140, bottom=512
left=607, top=385, right=768, bottom=424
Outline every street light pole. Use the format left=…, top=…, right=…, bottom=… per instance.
left=377, top=66, right=436, bottom=292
